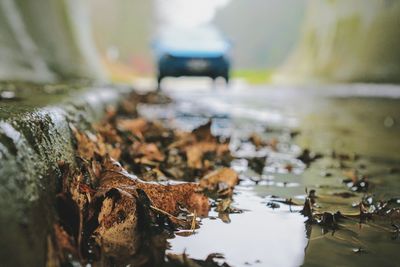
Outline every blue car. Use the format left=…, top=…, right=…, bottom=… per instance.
left=153, top=26, right=232, bottom=89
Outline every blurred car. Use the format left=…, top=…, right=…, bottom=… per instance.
left=152, top=26, right=232, bottom=89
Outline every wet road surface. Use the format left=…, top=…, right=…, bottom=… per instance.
left=137, top=78, right=400, bottom=267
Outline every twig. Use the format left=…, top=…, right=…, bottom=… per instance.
left=150, top=205, right=181, bottom=221
left=191, top=211, right=197, bottom=232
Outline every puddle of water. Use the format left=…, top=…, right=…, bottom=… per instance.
left=138, top=83, right=400, bottom=267
left=169, top=188, right=307, bottom=267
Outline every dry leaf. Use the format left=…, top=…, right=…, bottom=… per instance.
left=199, top=168, right=239, bottom=192
left=98, top=158, right=210, bottom=217
left=117, top=118, right=148, bottom=138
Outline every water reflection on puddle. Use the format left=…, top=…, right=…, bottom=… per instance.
left=168, top=188, right=308, bottom=267
left=138, top=83, right=400, bottom=267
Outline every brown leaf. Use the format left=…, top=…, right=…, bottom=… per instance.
left=186, top=142, right=217, bottom=169
left=98, top=157, right=210, bottom=217
left=60, top=93, right=240, bottom=264
left=117, top=118, right=148, bottom=138
left=216, top=198, right=233, bottom=213
left=141, top=168, right=167, bottom=182
left=70, top=124, right=109, bottom=160
left=70, top=124, right=97, bottom=159
left=192, top=120, right=215, bottom=142
left=168, top=132, right=196, bottom=149
left=84, top=157, right=210, bottom=257
left=134, top=142, right=165, bottom=162
left=94, top=188, right=140, bottom=256
left=95, top=122, right=122, bottom=144
left=199, top=168, right=239, bottom=193
left=119, top=98, right=138, bottom=115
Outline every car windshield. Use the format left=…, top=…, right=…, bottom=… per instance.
left=157, top=26, right=229, bottom=54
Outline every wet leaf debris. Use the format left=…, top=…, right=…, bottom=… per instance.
left=51, top=90, right=239, bottom=266
left=48, top=89, right=400, bottom=267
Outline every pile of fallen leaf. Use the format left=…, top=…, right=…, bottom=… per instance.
left=50, top=91, right=237, bottom=267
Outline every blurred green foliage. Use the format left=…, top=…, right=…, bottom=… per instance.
left=232, top=69, right=273, bottom=84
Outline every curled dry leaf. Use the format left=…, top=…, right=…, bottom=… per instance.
left=89, top=157, right=210, bottom=255
left=199, top=168, right=239, bottom=192
left=56, top=156, right=211, bottom=260
left=192, top=120, right=215, bottom=142
left=186, top=142, right=218, bottom=169
left=216, top=198, right=233, bottom=213
left=167, top=121, right=230, bottom=171
left=70, top=124, right=98, bottom=159
left=70, top=123, right=117, bottom=161
left=116, top=90, right=172, bottom=116
left=97, top=157, right=210, bottom=217
left=94, top=188, right=140, bottom=256
left=117, top=118, right=148, bottom=139
left=186, top=142, right=230, bottom=170
left=132, top=142, right=165, bottom=163
left=95, top=122, right=122, bottom=144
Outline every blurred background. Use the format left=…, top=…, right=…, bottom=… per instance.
left=88, top=0, right=306, bottom=84
left=0, top=0, right=399, bottom=84
left=88, top=0, right=400, bottom=84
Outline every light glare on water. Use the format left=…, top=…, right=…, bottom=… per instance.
left=169, top=189, right=308, bottom=267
